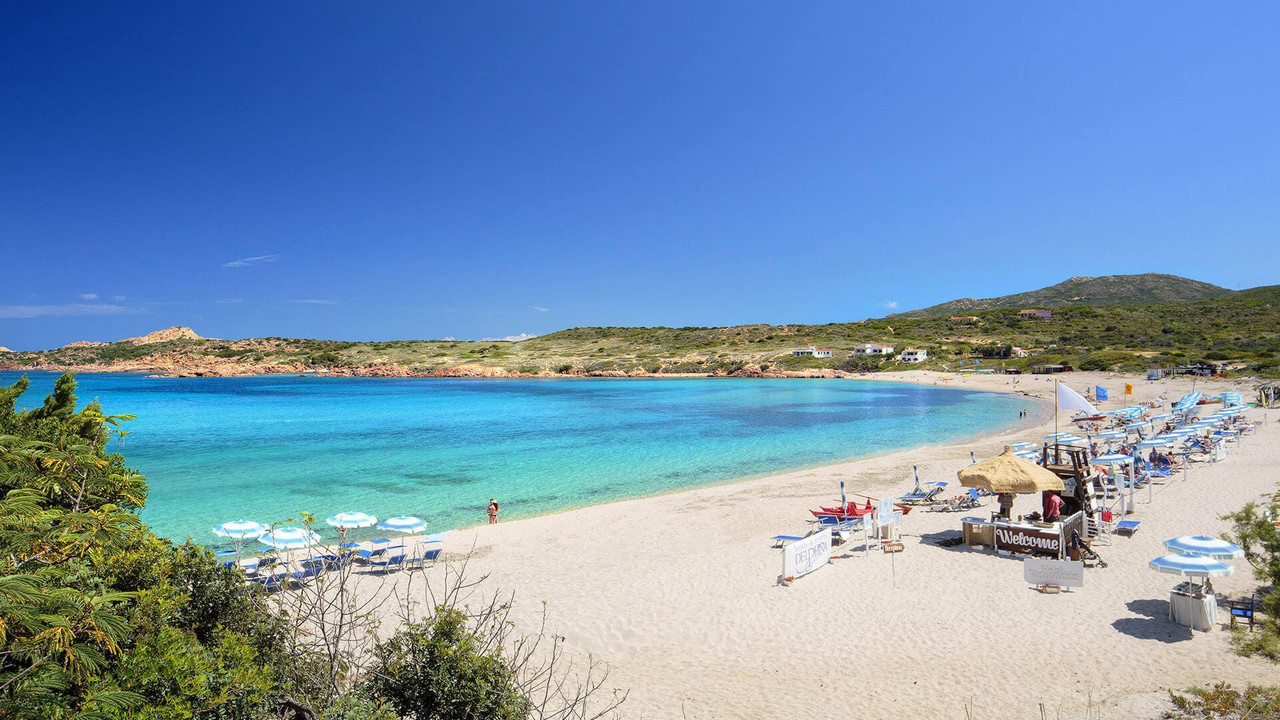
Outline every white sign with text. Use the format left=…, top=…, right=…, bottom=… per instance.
left=783, top=528, right=832, bottom=580
left=1023, top=558, right=1085, bottom=588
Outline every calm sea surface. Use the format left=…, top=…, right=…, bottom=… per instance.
left=3, top=372, right=1036, bottom=544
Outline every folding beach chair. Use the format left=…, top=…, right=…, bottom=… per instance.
left=771, top=534, right=806, bottom=548
left=370, top=554, right=407, bottom=574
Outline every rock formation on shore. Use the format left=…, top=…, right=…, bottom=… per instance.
left=121, top=327, right=204, bottom=345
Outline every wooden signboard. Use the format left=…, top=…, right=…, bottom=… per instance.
left=994, top=524, right=1063, bottom=557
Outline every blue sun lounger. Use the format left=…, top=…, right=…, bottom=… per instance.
left=1116, top=520, right=1141, bottom=536
left=771, top=534, right=806, bottom=548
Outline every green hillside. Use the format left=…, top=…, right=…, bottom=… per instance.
left=894, top=273, right=1234, bottom=317
left=3, top=284, right=1278, bottom=378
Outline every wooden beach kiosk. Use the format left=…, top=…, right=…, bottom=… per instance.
left=956, top=447, right=1087, bottom=560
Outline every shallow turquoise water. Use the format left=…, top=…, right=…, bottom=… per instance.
left=3, top=372, right=1036, bottom=545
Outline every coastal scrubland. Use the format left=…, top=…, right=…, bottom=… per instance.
left=3, top=278, right=1279, bottom=379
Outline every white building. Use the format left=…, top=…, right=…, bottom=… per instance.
left=899, top=348, right=928, bottom=363
left=792, top=347, right=814, bottom=357
left=814, top=348, right=832, bottom=358
left=792, top=346, right=833, bottom=358
left=854, top=343, right=895, bottom=356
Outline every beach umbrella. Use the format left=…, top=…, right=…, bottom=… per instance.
left=1135, top=438, right=1174, bottom=449
left=258, top=526, right=320, bottom=550
left=326, top=511, right=378, bottom=529
left=1009, top=442, right=1037, bottom=450
left=1045, top=432, right=1075, bottom=440
left=1148, top=553, right=1235, bottom=578
left=958, top=447, right=1064, bottom=494
left=1150, top=414, right=1173, bottom=421
left=378, top=516, right=428, bottom=534
left=840, top=480, right=847, bottom=512
left=213, top=520, right=268, bottom=539
left=1163, top=536, right=1244, bottom=560
left=1096, top=431, right=1126, bottom=440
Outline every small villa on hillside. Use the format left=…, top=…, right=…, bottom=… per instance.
left=792, top=347, right=833, bottom=358
left=1018, top=309, right=1052, bottom=320
left=853, top=343, right=894, bottom=356
left=948, top=316, right=980, bottom=323
left=899, top=348, right=928, bottom=363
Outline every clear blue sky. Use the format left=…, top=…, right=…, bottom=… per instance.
left=2, top=2, right=1277, bottom=350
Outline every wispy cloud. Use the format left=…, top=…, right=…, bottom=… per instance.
left=214, top=298, right=245, bottom=305
left=531, top=306, right=550, bottom=313
left=112, top=295, right=126, bottom=302
left=79, top=293, right=98, bottom=301
left=222, top=254, right=282, bottom=269
left=880, top=300, right=900, bottom=310
left=291, top=299, right=339, bottom=305
left=0, top=303, right=131, bottom=319
left=482, top=333, right=538, bottom=342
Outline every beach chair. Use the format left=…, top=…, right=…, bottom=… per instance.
left=1115, top=520, right=1141, bottom=537
left=771, top=534, right=806, bottom=548
left=355, top=547, right=387, bottom=564
left=288, top=565, right=325, bottom=588
left=420, top=548, right=442, bottom=566
left=898, top=483, right=947, bottom=505
left=248, top=574, right=285, bottom=593
left=370, top=554, right=407, bottom=574
left=1229, top=594, right=1257, bottom=630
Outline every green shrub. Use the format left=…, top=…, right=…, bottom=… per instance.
left=364, top=608, right=530, bottom=720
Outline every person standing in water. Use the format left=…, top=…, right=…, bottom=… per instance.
left=487, top=498, right=500, bottom=524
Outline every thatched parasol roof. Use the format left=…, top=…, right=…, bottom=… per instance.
left=957, top=447, right=1065, bottom=493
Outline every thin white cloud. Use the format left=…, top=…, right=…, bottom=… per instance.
left=531, top=306, right=550, bottom=313
left=79, top=293, right=98, bottom=301
left=441, top=336, right=457, bottom=341
left=880, top=300, right=900, bottom=310
left=482, top=333, right=538, bottom=342
left=112, top=295, right=126, bottom=302
left=291, top=299, right=339, bottom=305
left=0, top=303, right=131, bottom=319
left=214, top=298, right=245, bottom=305
left=222, top=254, right=282, bottom=269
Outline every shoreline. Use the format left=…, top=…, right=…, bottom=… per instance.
left=390, top=370, right=1272, bottom=719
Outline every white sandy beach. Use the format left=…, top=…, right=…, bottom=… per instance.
left=368, top=371, right=1278, bottom=719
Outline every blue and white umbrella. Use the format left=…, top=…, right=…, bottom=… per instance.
left=1163, top=535, right=1244, bottom=559
left=378, top=516, right=428, bottom=534
left=1148, top=553, right=1235, bottom=578
left=1096, top=431, right=1126, bottom=440
left=1045, top=432, right=1075, bottom=440
left=1010, top=442, right=1037, bottom=450
left=213, top=520, right=269, bottom=539
left=1093, top=454, right=1133, bottom=465
left=326, top=511, right=378, bottom=529
left=258, top=526, right=321, bottom=550
left=1134, top=438, right=1174, bottom=449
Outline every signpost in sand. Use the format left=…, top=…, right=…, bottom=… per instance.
left=1024, top=557, right=1084, bottom=593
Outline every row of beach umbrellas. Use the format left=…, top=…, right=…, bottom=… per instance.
left=213, top=512, right=430, bottom=550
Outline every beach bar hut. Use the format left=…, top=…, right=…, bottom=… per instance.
left=957, top=448, right=1082, bottom=558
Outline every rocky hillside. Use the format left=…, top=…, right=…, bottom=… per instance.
left=894, top=274, right=1234, bottom=317
left=2, top=284, right=1278, bottom=378
left=121, top=326, right=204, bottom=345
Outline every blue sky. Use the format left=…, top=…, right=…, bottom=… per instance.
left=2, top=2, right=1277, bottom=350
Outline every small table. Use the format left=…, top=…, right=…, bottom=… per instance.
left=1169, top=582, right=1219, bottom=631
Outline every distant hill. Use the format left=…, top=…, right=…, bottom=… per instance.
left=3, top=283, right=1278, bottom=379
left=894, top=274, right=1234, bottom=317
left=121, top=326, right=204, bottom=345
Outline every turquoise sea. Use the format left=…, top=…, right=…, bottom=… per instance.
left=3, top=372, right=1039, bottom=545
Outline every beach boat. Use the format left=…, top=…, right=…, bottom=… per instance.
left=1071, top=414, right=1107, bottom=423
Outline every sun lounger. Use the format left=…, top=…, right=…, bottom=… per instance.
left=248, top=574, right=285, bottom=593
left=356, top=547, right=387, bottom=563
left=771, top=534, right=806, bottom=548
left=370, top=554, right=408, bottom=574
left=288, top=565, right=325, bottom=588
left=1116, top=520, right=1141, bottom=536
left=898, top=483, right=947, bottom=505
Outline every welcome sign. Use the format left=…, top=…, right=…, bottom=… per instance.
left=783, top=528, right=832, bottom=580
left=994, top=525, right=1062, bottom=557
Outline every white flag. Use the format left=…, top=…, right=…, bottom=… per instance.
left=1056, top=381, right=1097, bottom=414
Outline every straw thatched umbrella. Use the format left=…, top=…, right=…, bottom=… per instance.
left=957, top=447, right=1065, bottom=494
